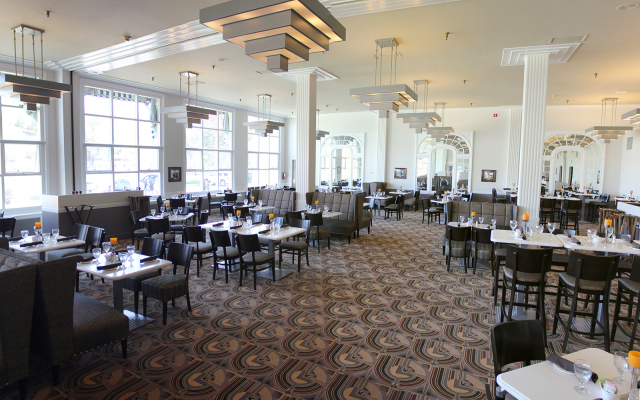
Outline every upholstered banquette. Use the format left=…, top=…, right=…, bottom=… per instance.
left=305, top=192, right=367, bottom=240
left=447, top=201, right=518, bottom=226
left=250, top=189, right=296, bottom=215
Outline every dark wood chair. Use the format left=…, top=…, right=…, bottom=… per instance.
left=122, top=238, right=163, bottom=314
left=612, top=255, right=640, bottom=350
left=279, top=219, right=310, bottom=272
left=142, top=242, right=194, bottom=325
left=147, top=217, right=175, bottom=255
left=210, top=230, right=240, bottom=283
left=444, top=225, right=471, bottom=272
left=285, top=211, right=302, bottom=224
left=422, top=198, right=442, bottom=224
left=183, top=226, right=213, bottom=277
left=471, top=227, right=494, bottom=274
left=0, top=217, right=16, bottom=238
left=48, top=223, right=90, bottom=260
left=237, top=233, right=276, bottom=290
left=169, top=198, right=185, bottom=209
left=385, top=195, right=404, bottom=220
left=129, top=210, right=149, bottom=249
left=560, top=199, right=581, bottom=232
left=305, top=213, right=330, bottom=252
left=492, top=188, right=506, bottom=203
left=539, top=198, right=555, bottom=224
left=208, top=192, right=222, bottom=213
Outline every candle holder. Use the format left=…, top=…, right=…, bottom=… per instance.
left=522, top=220, right=529, bottom=240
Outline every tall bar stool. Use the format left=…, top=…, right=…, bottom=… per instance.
left=539, top=198, right=555, bottom=224
left=498, top=246, right=553, bottom=342
left=444, top=225, right=471, bottom=273
left=611, top=256, right=640, bottom=351
left=552, top=252, right=618, bottom=352
left=559, top=199, right=581, bottom=232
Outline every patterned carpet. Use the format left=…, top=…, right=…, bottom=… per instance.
left=2, top=211, right=635, bottom=400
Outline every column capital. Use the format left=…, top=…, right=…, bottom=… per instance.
left=501, top=43, right=581, bottom=67
left=275, top=67, right=339, bottom=83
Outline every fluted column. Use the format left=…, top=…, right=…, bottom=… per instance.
left=506, top=107, right=522, bottom=188
left=517, top=53, right=549, bottom=225
left=377, top=117, right=388, bottom=181
left=295, top=73, right=317, bottom=211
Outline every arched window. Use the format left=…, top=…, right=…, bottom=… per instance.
left=318, top=135, right=363, bottom=188
left=542, top=133, right=604, bottom=192
left=416, top=134, right=472, bottom=191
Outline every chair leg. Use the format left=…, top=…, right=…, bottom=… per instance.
left=297, top=250, right=302, bottom=273
left=507, top=280, right=517, bottom=321
left=162, top=302, right=168, bottom=325
left=143, top=295, right=147, bottom=317
left=272, top=259, right=277, bottom=282
left=52, top=364, right=60, bottom=386
left=328, top=237, right=331, bottom=250
left=611, top=286, right=623, bottom=341
left=186, top=292, right=192, bottom=312
left=76, top=272, right=80, bottom=292
left=562, top=289, right=580, bottom=353
left=552, top=285, right=562, bottom=334
left=279, top=247, right=283, bottom=269
left=121, top=339, right=128, bottom=358
left=306, top=250, right=309, bottom=267
left=628, top=296, right=640, bottom=351
left=254, top=265, right=258, bottom=290
left=239, top=260, right=244, bottom=286
left=602, top=293, right=611, bottom=353
left=134, top=291, right=139, bottom=315
left=225, top=259, right=229, bottom=283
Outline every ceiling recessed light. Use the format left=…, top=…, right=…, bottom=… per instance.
left=617, top=3, right=639, bottom=11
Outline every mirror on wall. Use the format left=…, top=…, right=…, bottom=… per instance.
left=555, top=150, right=582, bottom=187
left=431, top=148, right=454, bottom=191
left=586, top=160, right=602, bottom=191
left=456, top=158, right=470, bottom=189
left=319, top=135, right=363, bottom=188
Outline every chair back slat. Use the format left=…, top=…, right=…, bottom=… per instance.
left=445, top=225, right=470, bottom=241
left=184, top=226, right=205, bottom=243
left=286, top=211, right=302, bottom=224
left=236, top=233, right=262, bottom=253
left=566, top=252, right=619, bottom=283
left=147, top=218, right=170, bottom=235
left=85, top=226, right=105, bottom=250
left=505, top=246, right=553, bottom=275
left=209, top=230, right=232, bottom=248
left=305, top=213, right=324, bottom=227
left=140, top=238, right=163, bottom=257
left=491, top=320, right=546, bottom=376
left=169, top=198, right=185, bottom=209
left=166, top=242, right=194, bottom=275
left=472, top=227, right=492, bottom=245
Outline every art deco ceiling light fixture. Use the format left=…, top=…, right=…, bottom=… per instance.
left=622, top=107, right=640, bottom=125
left=161, top=71, right=217, bottom=128
left=316, top=109, right=329, bottom=140
left=585, top=98, right=633, bottom=143
left=396, top=80, right=441, bottom=133
left=243, top=94, right=285, bottom=136
left=428, top=102, right=454, bottom=141
left=350, top=38, right=417, bottom=118
left=199, top=0, right=346, bottom=72
left=0, top=25, right=72, bottom=111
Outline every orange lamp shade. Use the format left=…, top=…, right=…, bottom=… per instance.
left=378, top=189, right=381, bottom=191
left=269, top=214, right=274, bottom=219
left=236, top=210, right=241, bottom=215
left=629, top=351, right=640, bottom=369
left=605, top=219, right=612, bottom=226
left=179, top=191, right=182, bottom=194
left=110, top=237, right=117, bottom=245
left=165, top=202, right=170, bottom=207
left=561, top=188, right=565, bottom=191
left=35, top=222, right=41, bottom=228
left=523, top=214, right=529, bottom=221
left=251, top=196, right=255, bottom=199
left=471, top=212, right=475, bottom=216
left=316, top=200, right=319, bottom=204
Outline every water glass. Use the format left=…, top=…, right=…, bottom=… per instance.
left=102, top=241, right=112, bottom=254
left=178, top=207, right=183, bottom=214
left=324, top=205, right=329, bottom=213
left=246, top=217, right=253, bottom=228
left=258, top=199, right=263, bottom=207
left=52, top=228, right=59, bottom=242
left=478, top=217, right=485, bottom=225
left=21, top=230, right=29, bottom=242
left=490, top=219, right=497, bottom=229
left=118, top=251, right=129, bottom=263
left=536, top=225, right=544, bottom=238
left=459, top=216, right=465, bottom=224
left=160, top=206, right=165, bottom=214
left=244, top=199, right=248, bottom=206
left=573, top=359, right=592, bottom=395
left=274, top=224, right=281, bottom=236
left=614, top=351, right=629, bottom=385
left=127, top=245, right=136, bottom=257
left=150, top=209, right=156, bottom=217
left=227, top=213, right=234, bottom=222
left=92, top=247, right=101, bottom=262
left=42, top=233, right=51, bottom=246
left=587, top=229, right=597, bottom=242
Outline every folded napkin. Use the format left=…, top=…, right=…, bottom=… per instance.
left=56, top=236, right=74, bottom=242
left=97, top=262, right=122, bottom=270
left=258, top=229, right=271, bottom=234
left=7, top=236, right=22, bottom=242
left=546, top=353, right=598, bottom=383
left=20, top=241, right=42, bottom=247
left=139, top=256, right=157, bottom=263
left=229, top=225, right=243, bottom=230
left=280, top=224, right=290, bottom=228
left=178, top=213, right=189, bottom=216
left=568, top=237, right=582, bottom=245
left=81, top=256, right=95, bottom=262
left=210, top=222, right=224, bottom=227
left=629, top=241, right=640, bottom=249
left=564, top=230, right=572, bottom=238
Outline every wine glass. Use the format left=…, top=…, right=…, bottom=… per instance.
left=42, top=233, right=51, bottom=246
left=459, top=215, right=465, bottom=225
left=102, top=241, right=111, bottom=254
left=127, top=245, right=136, bottom=258
left=509, top=220, right=517, bottom=232
left=478, top=217, right=485, bottom=225
left=490, top=219, right=496, bottom=229
left=150, top=209, right=156, bottom=217
left=258, top=199, right=263, bottom=207
left=573, top=359, right=592, bottom=395
left=178, top=207, right=183, bottom=214
left=244, top=198, right=248, bottom=206
left=614, top=351, right=629, bottom=385
left=52, top=228, right=59, bottom=243
left=160, top=206, right=165, bottom=214
left=21, top=229, right=29, bottom=242
left=92, top=247, right=101, bottom=263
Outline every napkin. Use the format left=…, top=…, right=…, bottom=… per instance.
left=7, top=236, right=22, bottom=242
left=97, top=262, right=122, bottom=270
left=568, top=237, right=582, bottom=245
left=629, top=241, right=640, bottom=249
left=81, top=256, right=95, bottom=262
left=139, top=256, right=157, bottom=263
left=210, top=222, right=224, bottom=227
left=563, top=230, right=572, bottom=238
left=229, top=225, right=243, bottom=230
left=56, top=236, right=74, bottom=242
left=546, top=354, right=598, bottom=383
left=178, top=213, right=189, bottom=216
left=258, top=229, right=271, bottom=234
left=20, top=241, right=42, bottom=247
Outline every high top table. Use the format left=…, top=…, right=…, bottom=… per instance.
left=365, top=196, right=393, bottom=219
left=201, top=222, right=306, bottom=255
left=139, top=213, right=194, bottom=223
left=10, top=236, right=86, bottom=261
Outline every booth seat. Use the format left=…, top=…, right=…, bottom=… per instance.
left=305, top=192, right=365, bottom=242
left=250, top=189, right=296, bottom=215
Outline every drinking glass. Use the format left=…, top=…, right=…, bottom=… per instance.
left=587, top=229, right=597, bottom=242
left=227, top=213, right=234, bottom=222
left=573, top=359, right=592, bottom=395
left=127, top=245, right=136, bottom=257
left=178, top=207, right=183, bottom=214
left=160, top=206, right=165, bottom=213
left=102, top=241, right=111, bottom=254
left=21, top=230, right=29, bottom=242
left=118, top=251, right=129, bottom=263
left=244, top=199, right=248, bottom=206
left=478, top=217, right=485, bottom=225
left=536, top=225, right=544, bottom=238
left=490, top=219, right=497, bottom=229
left=509, top=220, right=517, bottom=232
left=246, top=217, right=253, bottom=228
left=275, top=224, right=281, bottom=236
left=42, top=233, right=51, bottom=246
left=258, top=200, right=263, bottom=207
left=150, top=209, right=156, bottom=217
left=92, top=247, right=101, bottom=262
left=459, top=216, right=465, bottom=224
left=324, top=205, right=329, bottom=213
left=52, top=228, right=59, bottom=242
left=614, top=351, right=629, bottom=385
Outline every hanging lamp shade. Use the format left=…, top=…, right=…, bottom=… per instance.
left=199, top=0, right=346, bottom=72
left=243, top=94, right=284, bottom=136
left=316, top=129, right=329, bottom=140
left=427, top=102, right=454, bottom=141
left=161, top=72, right=216, bottom=128
left=584, top=98, right=633, bottom=143
left=622, top=108, right=640, bottom=124
left=396, top=80, right=439, bottom=132
left=0, top=25, right=72, bottom=111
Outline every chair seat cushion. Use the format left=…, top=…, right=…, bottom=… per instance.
left=122, top=270, right=160, bottom=291
left=551, top=253, right=569, bottom=266
left=385, top=204, right=399, bottom=210
left=280, top=241, right=309, bottom=250
left=309, top=227, right=331, bottom=240
left=242, top=252, right=275, bottom=264
left=618, top=260, right=632, bottom=271
left=142, top=275, right=188, bottom=302
left=558, top=272, right=605, bottom=291
left=216, top=246, right=240, bottom=258
left=171, top=224, right=183, bottom=231
left=494, top=248, right=506, bottom=257
left=151, top=233, right=176, bottom=242
left=620, top=278, right=640, bottom=295
left=190, top=242, right=213, bottom=253
left=503, top=267, right=542, bottom=284
left=444, top=240, right=470, bottom=258
left=72, top=293, right=129, bottom=355
left=471, top=243, right=493, bottom=260
left=48, top=248, right=84, bottom=261
left=133, top=228, right=149, bottom=237
left=429, top=207, right=443, bottom=212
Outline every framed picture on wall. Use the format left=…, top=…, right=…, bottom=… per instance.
left=394, top=168, right=407, bottom=179
left=481, top=169, right=496, bottom=182
left=168, top=167, right=182, bottom=182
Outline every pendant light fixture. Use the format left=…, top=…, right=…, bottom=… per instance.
left=161, top=71, right=217, bottom=128
left=621, top=108, right=640, bottom=125
left=428, top=102, right=454, bottom=141
left=585, top=98, right=633, bottom=143
left=243, top=94, right=285, bottom=136
left=0, top=25, right=72, bottom=111
left=396, top=80, right=441, bottom=133
left=316, top=109, right=329, bottom=140
left=350, top=38, right=417, bottom=118
left=199, top=0, right=346, bottom=72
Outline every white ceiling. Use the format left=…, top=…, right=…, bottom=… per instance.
left=1, top=0, right=640, bottom=116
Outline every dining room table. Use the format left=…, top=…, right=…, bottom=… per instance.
left=139, top=212, right=194, bottom=223
left=201, top=221, right=307, bottom=255
left=496, top=348, right=629, bottom=400
left=365, top=195, right=393, bottom=219
left=9, top=236, right=86, bottom=261
left=76, top=252, right=173, bottom=330
left=248, top=205, right=275, bottom=213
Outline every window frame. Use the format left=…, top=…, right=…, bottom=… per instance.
left=79, top=78, right=164, bottom=197
left=247, top=114, right=281, bottom=188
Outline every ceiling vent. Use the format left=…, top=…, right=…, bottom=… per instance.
left=548, top=35, right=589, bottom=44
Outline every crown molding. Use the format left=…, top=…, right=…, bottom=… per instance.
left=320, top=0, right=462, bottom=18
left=274, top=67, right=339, bottom=82
left=501, top=43, right=581, bottom=67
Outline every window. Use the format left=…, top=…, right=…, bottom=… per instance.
left=318, top=135, right=363, bottom=188
left=0, top=98, right=44, bottom=210
left=247, top=115, right=280, bottom=187
left=83, top=87, right=162, bottom=196
left=185, top=110, right=233, bottom=192
left=541, top=133, right=604, bottom=192
left=416, top=134, right=472, bottom=191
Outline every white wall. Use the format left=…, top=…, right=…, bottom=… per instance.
left=618, top=129, right=640, bottom=196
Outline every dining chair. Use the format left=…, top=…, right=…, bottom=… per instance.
left=142, top=242, right=194, bottom=325
left=611, top=255, right=640, bottom=351
left=385, top=195, right=404, bottom=220
left=208, top=192, right=222, bottom=213
left=71, top=226, right=105, bottom=291
left=421, top=198, right=442, bottom=224
left=552, top=251, right=618, bottom=352
left=492, top=188, right=506, bottom=203
left=221, top=205, right=235, bottom=219
left=169, top=198, right=185, bottom=209
left=539, top=198, right=555, bottom=224
left=444, top=225, right=471, bottom=272
left=471, top=227, right=494, bottom=275
left=198, top=209, right=210, bottom=225
left=279, top=219, right=310, bottom=272
left=122, top=238, right=163, bottom=315
left=147, top=217, right=176, bottom=256
left=183, top=226, right=213, bottom=277
left=560, top=199, right=581, bottom=232
left=48, top=223, right=90, bottom=260
left=0, top=217, right=16, bottom=238
left=129, top=210, right=149, bottom=249
left=285, top=211, right=302, bottom=224
left=156, top=196, right=163, bottom=211
left=486, top=320, right=546, bottom=400
left=236, top=233, right=276, bottom=290
left=305, top=213, right=331, bottom=253
left=223, top=193, right=239, bottom=206
left=209, top=229, right=241, bottom=283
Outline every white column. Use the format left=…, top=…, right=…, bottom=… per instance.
left=517, top=53, right=549, bottom=225
left=233, top=109, right=249, bottom=197
left=377, top=117, right=388, bottom=182
left=295, top=73, right=317, bottom=211
left=506, top=107, right=522, bottom=188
